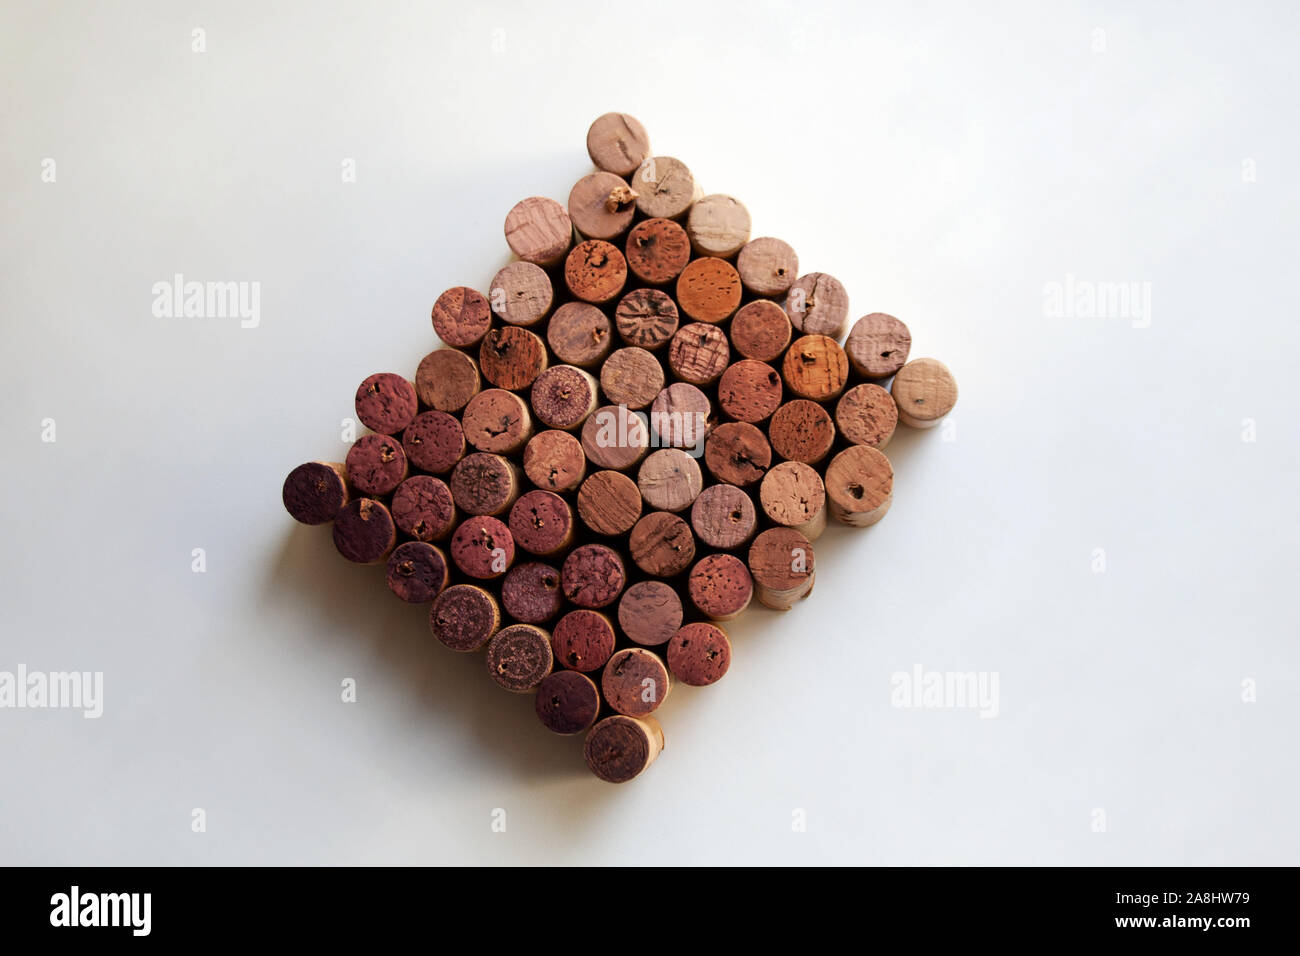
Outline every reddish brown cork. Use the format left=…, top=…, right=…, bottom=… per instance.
left=649, top=383, right=711, bottom=451
left=618, top=580, right=684, bottom=647
left=667, top=621, right=733, bottom=686
left=785, top=272, right=849, bottom=339
left=546, top=302, right=613, bottom=369
left=718, top=359, right=783, bottom=424
left=282, top=462, right=349, bottom=526
left=676, top=257, right=742, bottom=324
left=637, top=448, right=703, bottom=513
left=401, top=410, right=465, bottom=474
left=345, top=434, right=408, bottom=496
left=430, top=584, right=500, bottom=652
left=631, top=157, right=698, bottom=220
left=824, top=445, right=894, bottom=527
left=577, top=470, right=643, bottom=536
left=747, top=527, right=815, bottom=610
left=479, top=326, right=547, bottom=392
left=504, top=196, right=573, bottom=268
left=431, top=286, right=492, bottom=349
left=736, top=237, right=798, bottom=297
left=534, top=670, right=601, bottom=736
left=690, top=483, right=758, bottom=550
left=489, top=261, right=553, bottom=327
left=561, top=544, right=626, bottom=609
left=415, top=348, right=480, bottom=413
left=768, top=399, right=836, bottom=465
left=390, top=474, right=456, bottom=542
left=450, top=452, right=522, bottom=517
left=586, top=113, right=651, bottom=178
left=759, top=461, right=827, bottom=541
left=584, top=714, right=664, bottom=784
left=564, top=239, right=628, bottom=304
left=599, top=348, right=664, bottom=410
left=485, top=624, right=553, bottom=693
left=729, top=300, right=793, bottom=363
left=449, top=515, right=515, bottom=580
left=686, top=194, right=751, bottom=258
left=531, top=365, right=598, bottom=431
left=835, top=383, right=898, bottom=448
left=523, top=430, right=586, bottom=494
left=844, top=312, right=912, bottom=380
left=602, top=648, right=671, bottom=717
left=333, top=498, right=397, bottom=565
left=614, top=288, right=679, bottom=349
left=501, top=561, right=564, bottom=624
left=385, top=542, right=450, bottom=604
left=668, top=322, right=730, bottom=386
left=461, top=389, right=533, bottom=455
left=551, top=609, right=616, bottom=673
left=782, top=334, right=849, bottom=402
left=568, top=171, right=637, bottom=240
left=581, top=404, right=650, bottom=471
left=629, top=512, right=696, bottom=577
left=508, top=489, right=575, bottom=556
left=703, top=422, right=771, bottom=487
left=687, top=553, right=753, bottom=621
left=355, top=373, right=418, bottom=436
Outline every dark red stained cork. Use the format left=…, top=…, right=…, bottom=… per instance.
left=618, top=580, right=683, bottom=647
left=401, top=410, right=465, bottom=474
left=624, top=218, right=692, bottom=286
left=282, top=461, right=349, bottom=525
left=390, top=475, right=456, bottom=542
left=431, top=286, right=492, bottom=349
left=844, top=312, right=912, bottom=380
left=345, top=433, right=408, bottom=496
left=415, top=348, right=479, bottom=413
left=668, top=322, right=730, bottom=386
left=546, top=302, right=613, bottom=369
left=768, top=399, right=836, bottom=465
left=561, top=544, right=626, bottom=609
left=508, top=489, right=574, bottom=556
left=689, top=483, right=758, bottom=550
left=333, top=498, right=397, bottom=564
left=485, top=624, right=553, bottom=693
left=550, top=609, right=617, bottom=673
left=687, top=553, right=753, bottom=620
left=449, top=515, right=515, bottom=580
left=729, top=300, right=793, bottom=363
left=667, top=622, right=732, bottom=686
left=629, top=512, right=696, bottom=577
left=430, top=584, right=500, bottom=652
left=522, top=430, right=586, bottom=494
left=584, top=715, right=663, bottom=784
left=534, top=670, right=601, bottom=735
left=564, top=239, right=627, bottom=305
left=530, top=364, right=598, bottom=431
left=703, top=422, right=771, bottom=487
left=615, top=288, right=680, bottom=350
left=385, top=542, right=450, bottom=604
left=577, top=469, right=643, bottom=536
left=479, top=326, right=547, bottom=391
left=449, top=452, right=521, bottom=517
left=649, top=383, right=712, bottom=451
left=355, top=373, right=419, bottom=436
left=501, top=561, right=564, bottom=624
left=461, top=389, right=533, bottom=455
left=602, top=647, right=671, bottom=717
left=718, top=359, right=783, bottom=424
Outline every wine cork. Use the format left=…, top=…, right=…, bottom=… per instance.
left=747, top=527, right=815, bottom=610
left=431, top=286, right=491, bottom=349
left=703, top=422, right=771, bottom=487
left=485, top=624, right=553, bottom=693
left=345, top=434, right=408, bottom=496
left=561, top=544, right=626, bottom=609
left=615, top=288, right=679, bottom=349
left=835, top=383, right=897, bottom=448
left=501, top=561, right=564, bottom=624
left=599, top=348, right=664, bottom=410
left=687, top=554, right=753, bottom=621
left=479, top=326, right=547, bottom=391
left=736, top=237, right=798, bottom=297
left=401, top=410, right=465, bottom=474
left=415, top=348, right=479, bottom=413
left=649, top=383, right=711, bottom=451
left=489, top=261, right=553, bottom=327
left=390, top=474, right=456, bottom=542
left=568, top=172, right=637, bottom=240
left=577, top=470, right=642, bottom=536
left=686, top=194, right=751, bottom=258
left=631, top=156, right=699, bottom=220
left=676, top=257, right=742, bottom=323
left=534, top=670, right=601, bottom=736
left=430, top=583, right=500, bottom=652
left=824, top=445, right=893, bottom=527
left=782, top=334, right=849, bottom=402
left=667, top=621, right=732, bottom=686
left=785, top=272, right=849, bottom=339
left=564, top=239, right=627, bottom=304
left=355, top=372, right=418, bottom=436
left=282, top=461, right=349, bottom=525
left=508, top=489, right=575, bottom=556
left=602, top=647, right=671, bottom=717
left=333, top=498, right=397, bottom=565
left=551, top=609, right=616, bottom=673
left=581, top=404, right=649, bottom=471
left=718, top=359, right=783, bottom=423
left=629, top=512, right=696, bottom=577
left=530, top=364, right=599, bottom=431
left=586, top=113, right=651, bottom=177
left=890, top=357, right=958, bottom=428
left=668, top=322, right=730, bottom=386
left=759, top=461, right=827, bottom=541
left=449, top=515, right=515, bottom=580
left=637, top=448, right=703, bottom=513
left=618, top=580, right=683, bottom=647
left=462, top=388, right=533, bottom=455
left=386, top=542, right=450, bottom=604
left=504, top=196, right=573, bottom=267
left=523, top=430, right=586, bottom=494
left=845, top=312, right=912, bottom=380
left=546, top=302, right=613, bottom=369
left=625, top=218, right=692, bottom=286
left=767, top=399, right=835, bottom=464
left=690, top=483, right=758, bottom=550
left=584, top=714, right=664, bottom=783
left=450, top=452, right=522, bottom=517
left=729, top=300, right=792, bottom=363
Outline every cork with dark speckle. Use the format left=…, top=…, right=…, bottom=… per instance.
left=485, top=624, right=553, bottom=693
left=282, top=462, right=349, bottom=526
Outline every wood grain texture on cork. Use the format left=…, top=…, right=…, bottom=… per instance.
left=546, top=302, right=612, bottom=369
left=584, top=714, right=664, bottom=783
left=530, top=364, right=599, bottom=431
left=534, top=670, right=601, bottom=736
left=508, top=489, right=575, bottom=556
left=431, top=286, right=492, bottom=349
left=632, top=156, right=699, bottom=220
left=504, top=196, right=573, bottom=268
left=602, top=647, right=671, bottom=717
left=385, top=542, right=449, bottom=604
left=485, top=624, right=553, bottom=693
left=564, top=239, right=628, bottom=304
left=568, top=171, right=637, bottom=240
left=551, top=609, right=616, bottom=673
left=629, top=511, right=696, bottom=578
left=637, top=448, right=703, bottom=513
left=450, top=452, right=522, bottom=517
left=747, top=527, right=815, bottom=610
left=687, top=553, right=753, bottom=621
left=461, top=388, right=533, bottom=455
left=615, top=288, right=679, bottom=350
left=355, top=373, right=418, bottom=435
left=402, top=410, right=465, bottom=474
left=768, top=398, right=835, bottom=465
left=501, top=561, right=564, bottom=624
left=891, top=357, right=958, bottom=428
left=704, top=421, right=771, bottom=487
left=489, top=261, right=553, bottom=327
left=845, top=312, right=912, bottom=380
left=430, top=583, right=500, bottom=652
left=333, top=498, right=397, bottom=565
left=690, top=482, right=758, bottom=550
left=649, top=383, right=711, bottom=451
left=676, top=257, right=742, bottom=323
left=625, top=218, right=692, bottom=286
left=345, top=434, right=408, bottom=496
left=479, top=326, right=547, bottom=391
left=782, top=334, right=849, bottom=402
left=667, top=622, right=732, bottom=686
left=759, top=460, right=827, bottom=541
left=577, top=470, right=642, bottom=536
left=599, top=348, right=664, bottom=410
left=824, top=445, right=894, bottom=527
left=390, top=474, right=456, bottom=542
left=523, top=430, right=585, bottom=494
left=686, top=194, right=751, bottom=258
left=415, top=348, right=479, bottom=413
left=718, top=359, right=783, bottom=423
left=835, top=383, right=898, bottom=448
left=449, top=515, right=515, bottom=580
left=668, top=322, right=730, bottom=386
left=784, top=272, right=849, bottom=339
left=618, top=580, right=683, bottom=647
left=729, top=300, right=793, bottom=363
left=561, top=543, right=626, bottom=609
left=586, top=113, right=651, bottom=177
left=581, top=405, right=649, bottom=471
left=736, top=237, right=799, bottom=297
left=282, top=462, right=349, bottom=525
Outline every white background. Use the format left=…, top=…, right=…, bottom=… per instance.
left=2, top=0, right=1297, bottom=865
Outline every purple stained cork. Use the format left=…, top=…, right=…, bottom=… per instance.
left=534, top=670, right=601, bottom=736
left=550, top=609, right=616, bottom=673
left=508, top=490, right=575, bottom=557
left=282, top=461, right=349, bottom=525
left=501, top=561, right=564, bottom=624
left=602, top=647, right=671, bottom=717
left=401, top=410, right=465, bottom=474
left=332, top=498, right=397, bottom=564
left=530, top=364, right=599, bottom=431
left=345, top=433, right=408, bottom=496
left=584, top=715, right=663, bottom=783
left=355, top=373, right=419, bottom=436
left=618, top=580, right=683, bottom=647
left=485, top=624, right=553, bottom=692
left=390, top=475, right=456, bottom=542
left=561, top=544, right=626, bottom=609
left=385, top=542, right=449, bottom=604
left=430, top=584, right=500, bottom=652
left=449, top=515, right=515, bottom=580
left=666, top=622, right=732, bottom=686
